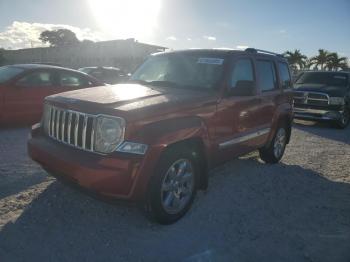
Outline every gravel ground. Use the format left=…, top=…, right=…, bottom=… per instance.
left=0, top=121, right=349, bottom=262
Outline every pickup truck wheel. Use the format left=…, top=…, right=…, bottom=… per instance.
left=145, top=148, right=198, bottom=224
left=259, top=126, right=287, bottom=164
left=334, top=108, right=350, bottom=129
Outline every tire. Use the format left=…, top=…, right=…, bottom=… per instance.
left=145, top=146, right=198, bottom=224
left=334, top=108, right=350, bottom=129
left=259, top=125, right=288, bottom=164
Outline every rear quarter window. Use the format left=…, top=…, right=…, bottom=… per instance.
left=278, top=62, right=292, bottom=89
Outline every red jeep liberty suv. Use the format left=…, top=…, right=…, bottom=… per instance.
left=28, top=48, right=294, bottom=224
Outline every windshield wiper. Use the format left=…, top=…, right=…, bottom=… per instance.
left=127, top=79, right=149, bottom=85
left=127, top=79, right=179, bottom=87
left=147, top=80, right=179, bottom=87
left=128, top=79, right=210, bottom=91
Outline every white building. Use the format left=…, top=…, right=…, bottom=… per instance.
left=2, top=39, right=166, bottom=72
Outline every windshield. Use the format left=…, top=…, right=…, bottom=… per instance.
left=0, top=66, right=25, bottom=83
left=130, top=53, right=226, bottom=90
left=296, top=72, right=349, bottom=87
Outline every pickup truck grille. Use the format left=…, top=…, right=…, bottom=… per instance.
left=43, top=104, right=95, bottom=152
left=293, top=91, right=329, bottom=106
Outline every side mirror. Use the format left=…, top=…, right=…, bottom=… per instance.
left=229, top=80, right=256, bottom=96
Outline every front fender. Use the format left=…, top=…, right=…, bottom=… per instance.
left=133, top=116, right=211, bottom=149
left=130, top=116, right=211, bottom=198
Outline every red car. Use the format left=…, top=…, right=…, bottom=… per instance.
left=0, top=64, right=103, bottom=125
left=28, top=49, right=293, bottom=224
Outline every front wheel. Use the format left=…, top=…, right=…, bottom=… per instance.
left=334, top=108, right=350, bottom=129
left=259, top=126, right=287, bottom=164
left=145, top=147, right=198, bottom=224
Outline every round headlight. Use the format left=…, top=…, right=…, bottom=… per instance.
left=100, top=118, right=122, bottom=143
left=95, top=116, right=125, bottom=153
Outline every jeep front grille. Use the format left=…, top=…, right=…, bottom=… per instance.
left=43, top=104, right=95, bottom=152
left=293, top=91, right=329, bottom=106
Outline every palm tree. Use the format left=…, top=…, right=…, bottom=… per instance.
left=310, top=49, right=332, bottom=70
left=326, top=52, right=348, bottom=71
left=283, top=49, right=307, bottom=72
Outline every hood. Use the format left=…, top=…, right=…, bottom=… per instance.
left=47, top=83, right=215, bottom=119
left=294, top=83, right=347, bottom=97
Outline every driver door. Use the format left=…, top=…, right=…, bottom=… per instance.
left=214, top=56, right=263, bottom=164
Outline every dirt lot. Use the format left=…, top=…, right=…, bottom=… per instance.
left=0, top=121, right=349, bottom=262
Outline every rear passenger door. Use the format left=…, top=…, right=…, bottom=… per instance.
left=254, top=59, right=282, bottom=129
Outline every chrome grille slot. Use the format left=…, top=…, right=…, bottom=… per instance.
left=293, top=91, right=329, bottom=106
left=44, top=104, right=95, bottom=152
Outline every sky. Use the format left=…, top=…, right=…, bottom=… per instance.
left=0, top=0, right=349, bottom=58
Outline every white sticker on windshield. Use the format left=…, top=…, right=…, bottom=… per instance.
left=197, top=58, right=224, bottom=65
left=334, top=76, right=346, bottom=79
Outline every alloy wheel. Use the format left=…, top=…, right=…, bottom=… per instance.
left=341, top=109, right=350, bottom=125
left=160, top=159, right=195, bottom=214
left=273, top=128, right=286, bottom=159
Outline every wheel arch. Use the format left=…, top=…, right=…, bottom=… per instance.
left=266, top=107, right=293, bottom=147
left=160, top=137, right=209, bottom=190
left=134, top=116, right=212, bottom=196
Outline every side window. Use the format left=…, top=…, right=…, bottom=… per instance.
left=16, top=71, right=54, bottom=87
left=90, top=69, right=103, bottom=79
left=256, top=60, right=278, bottom=92
left=231, top=58, right=254, bottom=88
left=59, top=72, right=87, bottom=87
left=278, top=62, right=292, bottom=89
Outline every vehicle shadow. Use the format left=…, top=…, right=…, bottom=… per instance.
left=293, top=119, right=350, bottom=145
left=0, top=156, right=349, bottom=262
left=0, top=127, right=49, bottom=199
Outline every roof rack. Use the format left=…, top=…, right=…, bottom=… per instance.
left=245, top=48, right=284, bottom=57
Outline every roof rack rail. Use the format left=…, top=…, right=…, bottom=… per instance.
left=245, top=48, right=284, bottom=57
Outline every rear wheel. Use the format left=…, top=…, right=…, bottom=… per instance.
left=334, top=108, right=350, bottom=129
left=259, top=125, right=287, bottom=164
left=145, top=146, right=198, bottom=224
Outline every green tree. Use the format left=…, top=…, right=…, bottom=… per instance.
left=81, top=39, right=95, bottom=45
left=326, top=52, right=348, bottom=71
left=309, top=49, right=332, bottom=70
left=39, top=29, right=79, bottom=47
left=283, top=49, right=307, bottom=71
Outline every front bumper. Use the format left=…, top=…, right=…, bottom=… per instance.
left=28, top=128, right=162, bottom=201
left=293, top=107, right=344, bottom=121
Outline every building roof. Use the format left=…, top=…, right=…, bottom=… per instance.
left=2, top=39, right=167, bottom=52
